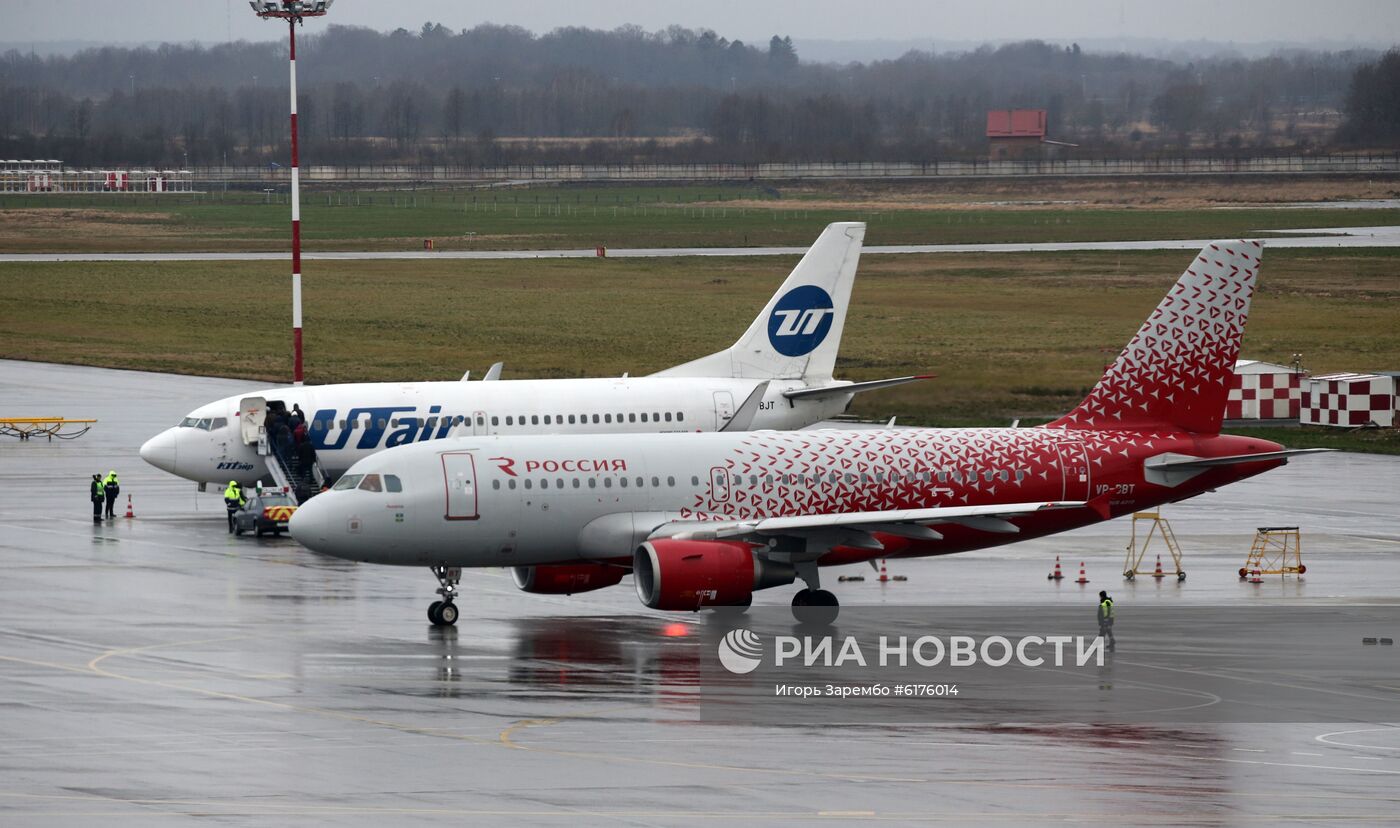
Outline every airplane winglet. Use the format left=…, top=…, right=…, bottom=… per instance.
left=719, top=381, right=771, bottom=433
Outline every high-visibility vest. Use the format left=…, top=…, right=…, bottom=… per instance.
left=224, top=483, right=244, bottom=507
left=1099, top=599, right=1114, bottom=620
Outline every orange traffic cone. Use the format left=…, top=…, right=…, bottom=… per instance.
left=1075, top=562, right=1090, bottom=584
left=1152, top=555, right=1165, bottom=579
left=1048, top=556, right=1064, bottom=581
left=124, top=494, right=134, bottom=519
left=878, top=559, right=890, bottom=583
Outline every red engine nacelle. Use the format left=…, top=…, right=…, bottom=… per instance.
left=633, top=539, right=794, bottom=611
left=511, top=563, right=626, bottom=595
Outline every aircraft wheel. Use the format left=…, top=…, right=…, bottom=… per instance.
left=791, top=589, right=839, bottom=626
left=1177, top=572, right=1187, bottom=582
left=428, top=600, right=444, bottom=624
left=437, top=602, right=459, bottom=626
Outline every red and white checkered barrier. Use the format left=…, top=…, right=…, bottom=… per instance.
left=1302, top=373, right=1396, bottom=428
left=1226, top=360, right=1302, bottom=421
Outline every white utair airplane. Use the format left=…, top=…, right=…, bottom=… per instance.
left=140, top=222, right=926, bottom=494
left=289, top=240, right=1325, bottom=627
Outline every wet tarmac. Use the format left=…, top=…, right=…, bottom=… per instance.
left=1, top=225, right=1397, bottom=262
left=3, top=358, right=1400, bottom=825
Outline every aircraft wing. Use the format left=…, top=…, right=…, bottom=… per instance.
left=651, top=500, right=1085, bottom=545
left=783, top=375, right=933, bottom=401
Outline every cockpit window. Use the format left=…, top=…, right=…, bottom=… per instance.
left=358, top=474, right=383, bottom=492
left=179, top=416, right=225, bottom=431
left=332, top=474, right=363, bottom=491
left=385, top=475, right=403, bottom=493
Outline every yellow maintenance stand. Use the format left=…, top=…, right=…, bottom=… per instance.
left=1123, top=511, right=1186, bottom=581
left=1239, top=527, right=1306, bottom=579
left=0, top=417, right=97, bottom=441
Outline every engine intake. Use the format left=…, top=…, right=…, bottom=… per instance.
left=511, top=563, right=626, bottom=595
left=634, top=539, right=795, bottom=610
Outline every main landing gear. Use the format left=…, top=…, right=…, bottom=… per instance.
left=790, top=559, right=839, bottom=625
left=428, top=565, right=461, bottom=627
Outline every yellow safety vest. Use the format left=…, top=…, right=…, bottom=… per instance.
left=224, top=483, right=244, bottom=505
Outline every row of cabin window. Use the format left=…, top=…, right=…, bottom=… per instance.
left=310, top=411, right=686, bottom=430
left=493, top=475, right=686, bottom=491
left=715, top=469, right=1026, bottom=486
left=489, top=467, right=1026, bottom=492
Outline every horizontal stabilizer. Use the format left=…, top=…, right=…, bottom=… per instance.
left=782, top=374, right=934, bottom=401
left=1146, top=449, right=1334, bottom=470
left=718, top=381, right=771, bottom=433
left=1143, top=448, right=1333, bottom=487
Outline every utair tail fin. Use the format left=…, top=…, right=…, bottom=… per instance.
left=1047, top=240, right=1263, bottom=435
left=651, top=222, right=865, bottom=382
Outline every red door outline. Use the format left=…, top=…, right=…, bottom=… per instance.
left=709, top=466, right=731, bottom=504
left=441, top=451, right=479, bottom=520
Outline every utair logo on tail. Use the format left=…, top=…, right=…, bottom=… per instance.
left=767, top=285, right=835, bottom=357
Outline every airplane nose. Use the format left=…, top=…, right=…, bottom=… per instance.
left=289, top=496, right=333, bottom=552
left=139, top=429, right=178, bottom=473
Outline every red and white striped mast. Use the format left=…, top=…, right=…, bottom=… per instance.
left=250, top=1, right=332, bottom=385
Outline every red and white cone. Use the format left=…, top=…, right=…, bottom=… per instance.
left=1048, top=556, right=1064, bottom=581
left=1075, top=562, right=1090, bottom=584
left=1153, top=554, right=1165, bottom=579
left=1249, top=568, right=1263, bottom=584
left=878, top=559, right=889, bottom=583
left=124, top=494, right=134, bottom=519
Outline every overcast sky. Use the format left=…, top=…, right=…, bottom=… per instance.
left=5, top=0, right=1398, bottom=49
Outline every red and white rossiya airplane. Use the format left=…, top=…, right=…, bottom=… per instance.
left=290, top=240, right=1326, bottom=625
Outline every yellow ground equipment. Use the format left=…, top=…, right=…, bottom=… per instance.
left=1123, top=511, right=1186, bottom=581
left=1239, top=527, right=1306, bottom=579
left=0, top=417, right=96, bottom=441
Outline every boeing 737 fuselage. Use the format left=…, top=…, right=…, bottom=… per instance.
left=140, top=223, right=924, bottom=488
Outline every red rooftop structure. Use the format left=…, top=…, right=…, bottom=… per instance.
left=986, top=109, right=1066, bottom=159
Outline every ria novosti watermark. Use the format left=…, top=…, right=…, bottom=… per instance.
left=699, top=605, right=1400, bottom=725
left=719, top=627, right=1105, bottom=674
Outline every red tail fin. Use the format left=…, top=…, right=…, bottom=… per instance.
left=1048, top=240, right=1262, bottom=434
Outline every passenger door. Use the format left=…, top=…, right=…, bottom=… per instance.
left=472, top=410, right=488, bottom=436
left=712, top=391, right=735, bottom=431
left=441, top=452, right=479, bottom=520
left=239, top=396, right=266, bottom=446
left=1057, top=441, right=1090, bottom=502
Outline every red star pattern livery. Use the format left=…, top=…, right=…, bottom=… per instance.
left=291, top=240, right=1331, bottom=626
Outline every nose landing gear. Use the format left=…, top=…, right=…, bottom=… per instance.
left=428, top=565, right=461, bottom=626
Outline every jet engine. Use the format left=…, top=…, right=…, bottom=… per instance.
left=633, top=539, right=795, bottom=610
left=511, top=563, right=626, bottom=595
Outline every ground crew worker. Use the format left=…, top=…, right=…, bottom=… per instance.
left=90, top=473, right=104, bottom=524
left=1097, top=590, right=1116, bottom=652
left=223, top=480, right=246, bottom=533
left=102, top=470, right=120, bottom=519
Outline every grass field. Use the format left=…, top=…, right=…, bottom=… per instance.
left=2, top=247, right=1396, bottom=452
left=0, top=183, right=1396, bottom=252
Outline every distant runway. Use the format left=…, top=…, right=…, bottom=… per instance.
left=2, top=226, right=1398, bottom=262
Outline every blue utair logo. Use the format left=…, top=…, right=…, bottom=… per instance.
left=767, top=285, right=835, bottom=357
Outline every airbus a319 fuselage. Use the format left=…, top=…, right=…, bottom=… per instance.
left=293, top=239, right=1326, bottom=625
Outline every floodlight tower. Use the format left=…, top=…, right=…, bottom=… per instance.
left=249, top=0, right=333, bottom=385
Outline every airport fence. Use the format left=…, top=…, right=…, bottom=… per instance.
left=190, top=154, right=1399, bottom=187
